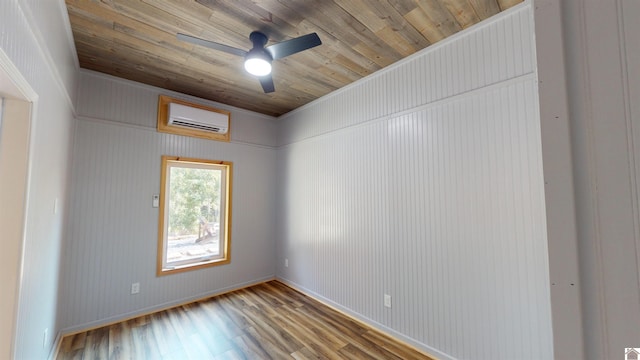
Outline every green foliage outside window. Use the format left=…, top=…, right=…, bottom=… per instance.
left=168, top=167, right=221, bottom=236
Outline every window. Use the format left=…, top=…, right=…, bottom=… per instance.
left=157, top=156, right=232, bottom=275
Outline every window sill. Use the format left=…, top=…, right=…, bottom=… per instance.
left=157, top=257, right=230, bottom=276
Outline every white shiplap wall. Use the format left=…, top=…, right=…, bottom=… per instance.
left=58, top=71, right=278, bottom=332
left=76, top=70, right=278, bottom=147
left=550, top=0, right=640, bottom=358
left=0, top=0, right=77, bottom=358
left=276, top=4, right=553, bottom=360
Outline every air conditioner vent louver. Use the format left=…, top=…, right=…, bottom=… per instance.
left=170, top=120, right=223, bottom=133
left=168, top=102, right=229, bottom=134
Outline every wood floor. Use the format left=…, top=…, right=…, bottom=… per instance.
left=56, top=281, right=433, bottom=360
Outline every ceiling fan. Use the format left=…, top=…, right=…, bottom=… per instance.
left=177, top=31, right=322, bottom=93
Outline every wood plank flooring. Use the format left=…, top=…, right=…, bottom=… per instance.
left=56, top=281, right=433, bottom=360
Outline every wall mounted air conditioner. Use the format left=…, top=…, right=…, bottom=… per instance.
left=168, top=102, right=229, bottom=134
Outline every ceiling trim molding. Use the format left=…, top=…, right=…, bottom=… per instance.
left=12, top=0, right=75, bottom=114
left=278, top=0, right=532, bottom=121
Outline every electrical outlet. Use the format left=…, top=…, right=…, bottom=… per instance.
left=285, top=258, right=288, bottom=267
left=384, top=294, right=392, bottom=308
left=43, top=328, right=48, bottom=348
left=131, top=282, right=140, bottom=294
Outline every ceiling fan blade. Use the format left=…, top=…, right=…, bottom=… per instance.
left=177, top=33, right=247, bottom=57
left=259, top=75, right=275, bottom=93
left=266, top=33, right=322, bottom=60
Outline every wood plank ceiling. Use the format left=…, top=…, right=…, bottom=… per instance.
left=65, top=0, right=523, bottom=117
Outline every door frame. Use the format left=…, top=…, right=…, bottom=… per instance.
left=0, top=48, right=38, bottom=359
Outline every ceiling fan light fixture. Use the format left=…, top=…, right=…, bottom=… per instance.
left=178, top=30, right=321, bottom=93
left=244, top=57, right=272, bottom=76
left=244, top=49, right=272, bottom=76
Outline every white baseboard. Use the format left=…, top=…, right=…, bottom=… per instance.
left=277, top=277, right=456, bottom=360
left=54, top=276, right=454, bottom=360
left=57, top=275, right=275, bottom=337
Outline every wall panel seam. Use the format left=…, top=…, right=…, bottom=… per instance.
left=78, top=70, right=277, bottom=123
left=279, top=72, right=536, bottom=148
left=75, top=115, right=277, bottom=150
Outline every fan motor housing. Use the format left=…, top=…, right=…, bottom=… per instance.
left=249, top=31, right=269, bottom=48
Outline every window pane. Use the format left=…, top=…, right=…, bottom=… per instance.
left=166, top=166, right=222, bottom=265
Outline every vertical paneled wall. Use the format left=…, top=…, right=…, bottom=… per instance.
left=553, top=0, right=640, bottom=358
left=276, top=4, right=553, bottom=360
left=0, top=0, right=77, bottom=359
left=58, top=72, right=278, bottom=331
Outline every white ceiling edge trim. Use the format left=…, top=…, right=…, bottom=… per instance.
left=278, top=0, right=532, bottom=121
left=56, top=0, right=80, bottom=69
